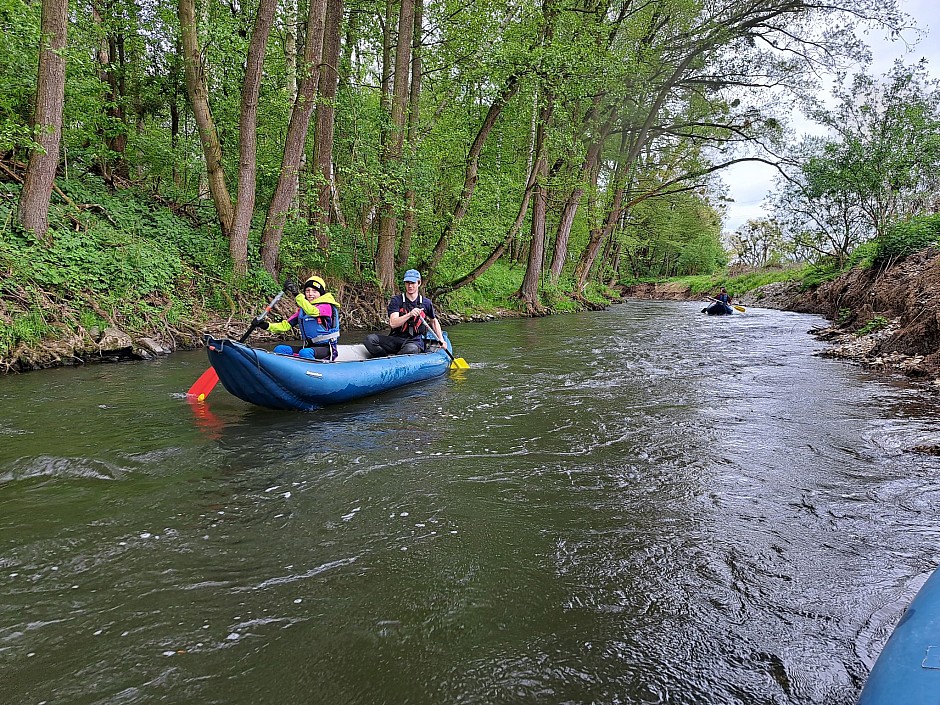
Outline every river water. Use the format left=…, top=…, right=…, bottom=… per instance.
left=2, top=301, right=939, bottom=705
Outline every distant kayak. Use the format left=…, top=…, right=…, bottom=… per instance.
left=858, top=566, right=940, bottom=704
left=204, top=334, right=453, bottom=411
left=702, top=301, right=733, bottom=315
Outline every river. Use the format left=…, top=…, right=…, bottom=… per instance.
left=1, top=300, right=939, bottom=705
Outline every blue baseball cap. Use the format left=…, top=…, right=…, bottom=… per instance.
left=403, top=269, right=421, bottom=283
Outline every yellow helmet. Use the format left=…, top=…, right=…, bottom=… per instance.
left=302, top=275, right=326, bottom=294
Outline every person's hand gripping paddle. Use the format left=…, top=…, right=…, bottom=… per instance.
left=416, top=310, right=469, bottom=369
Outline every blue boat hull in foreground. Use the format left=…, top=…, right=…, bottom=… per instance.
left=205, top=334, right=452, bottom=410
left=858, top=566, right=940, bottom=704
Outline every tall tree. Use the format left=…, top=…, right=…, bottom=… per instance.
left=309, top=0, right=344, bottom=250
left=374, top=0, right=415, bottom=291
left=260, top=0, right=329, bottom=275
left=395, top=0, right=423, bottom=270
left=518, top=88, right=553, bottom=311
left=178, top=0, right=234, bottom=239
left=18, top=0, right=68, bottom=240
left=229, top=0, right=278, bottom=277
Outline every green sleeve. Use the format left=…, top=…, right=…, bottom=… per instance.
left=295, top=293, right=319, bottom=315
left=268, top=320, right=292, bottom=334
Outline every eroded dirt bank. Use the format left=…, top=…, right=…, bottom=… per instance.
left=624, top=247, right=940, bottom=388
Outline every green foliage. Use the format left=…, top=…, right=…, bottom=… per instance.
left=0, top=0, right=39, bottom=155
left=800, top=260, right=842, bottom=289
left=856, top=315, right=889, bottom=336
left=673, top=264, right=811, bottom=296
left=837, top=308, right=852, bottom=324
left=439, top=261, right=524, bottom=315
left=774, top=62, right=940, bottom=262
left=0, top=310, right=53, bottom=357
left=540, top=281, right=579, bottom=312
left=874, top=214, right=940, bottom=264
left=622, top=193, right=726, bottom=279
left=0, top=178, right=249, bottom=358
left=846, top=240, right=879, bottom=269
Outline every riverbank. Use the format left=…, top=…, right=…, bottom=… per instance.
left=624, top=247, right=940, bottom=389
left=7, top=237, right=939, bottom=384
left=3, top=176, right=618, bottom=373
left=0, top=282, right=537, bottom=373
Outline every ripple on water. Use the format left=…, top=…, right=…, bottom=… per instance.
left=0, top=455, right=128, bottom=483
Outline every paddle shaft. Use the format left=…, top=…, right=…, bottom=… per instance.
left=708, top=296, right=745, bottom=312
left=187, top=291, right=285, bottom=399
left=239, top=291, right=284, bottom=342
left=415, top=310, right=459, bottom=364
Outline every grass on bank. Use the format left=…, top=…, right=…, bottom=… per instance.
left=649, top=263, right=815, bottom=298
left=631, top=213, right=940, bottom=303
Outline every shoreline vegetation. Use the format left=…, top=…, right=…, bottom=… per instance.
left=1, top=168, right=937, bottom=383
left=4, top=0, right=939, bottom=396
left=5, top=0, right=939, bottom=392
left=5, top=209, right=939, bottom=397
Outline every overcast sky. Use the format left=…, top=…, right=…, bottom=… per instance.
left=720, top=0, right=940, bottom=233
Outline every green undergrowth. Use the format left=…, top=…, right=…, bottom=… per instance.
left=856, top=315, right=889, bottom=336
left=0, top=177, right=277, bottom=360
left=434, top=261, right=613, bottom=316
left=665, top=264, right=813, bottom=295
left=437, top=261, right=524, bottom=316
left=875, top=214, right=940, bottom=265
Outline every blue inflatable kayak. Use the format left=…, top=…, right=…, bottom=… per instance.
left=204, top=334, right=452, bottom=410
left=858, top=567, right=940, bottom=704
left=702, top=301, right=733, bottom=315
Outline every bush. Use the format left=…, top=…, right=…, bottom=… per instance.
left=800, top=260, right=841, bottom=289
left=846, top=240, right=879, bottom=269
left=875, top=214, right=940, bottom=265
left=856, top=315, right=889, bottom=336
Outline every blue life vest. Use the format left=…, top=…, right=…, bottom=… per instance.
left=298, top=305, right=340, bottom=346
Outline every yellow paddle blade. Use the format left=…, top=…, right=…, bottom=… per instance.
left=733, top=305, right=746, bottom=312
left=450, top=357, right=470, bottom=369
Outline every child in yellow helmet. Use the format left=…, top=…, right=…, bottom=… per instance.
left=259, top=275, right=341, bottom=360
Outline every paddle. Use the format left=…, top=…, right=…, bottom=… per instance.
left=707, top=296, right=746, bottom=313
left=187, top=291, right=285, bottom=401
left=416, top=310, right=470, bottom=369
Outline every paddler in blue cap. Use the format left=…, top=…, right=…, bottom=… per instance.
left=363, top=269, right=444, bottom=357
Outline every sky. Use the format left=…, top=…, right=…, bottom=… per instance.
left=720, top=0, right=940, bottom=233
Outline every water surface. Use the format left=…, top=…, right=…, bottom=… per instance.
left=1, top=301, right=939, bottom=704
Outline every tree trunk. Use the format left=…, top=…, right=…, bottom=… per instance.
left=259, top=0, right=328, bottom=276
left=548, top=138, right=603, bottom=283
left=283, top=0, right=298, bottom=102
left=422, top=72, right=520, bottom=279
left=518, top=91, right=553, bottom=311
left=107, top=32, right=128, bottom=166
left=375, top=0, right=415, bottom=292
left=91, top=1, right=114, bottom=181
left=396, top=0, right=423, bottom=270
left=310, top=0, right=343, bottom=250
left=179, top=0, right=234, bottom=238
left=18, top=0, right=67, bottom=240
left=229, top=0, right=278, bottom=277
left=170, top=40, right=182, bottom=188
left=575, top=179, right=625, bottom=293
